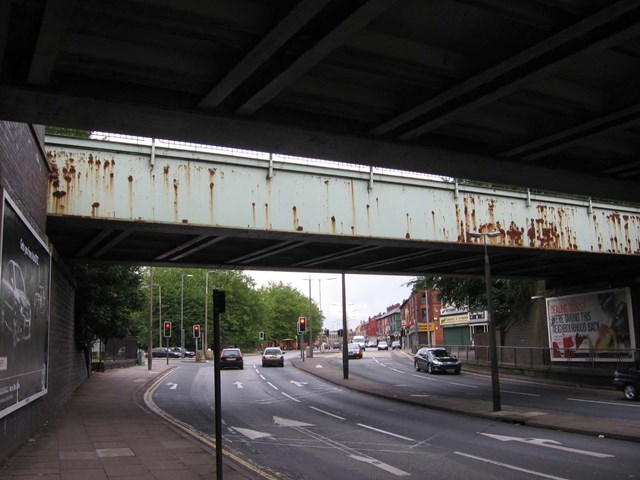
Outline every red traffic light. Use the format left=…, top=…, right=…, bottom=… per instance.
left=193, top=324, right=201, bottom=338
left=163, top=321, right=172, bottom=338
left=297, top=316, right=307, bottom=333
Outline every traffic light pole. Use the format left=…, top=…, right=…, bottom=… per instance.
left=212, top=290, right=225, bottom=480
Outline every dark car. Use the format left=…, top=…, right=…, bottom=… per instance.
left=220, top=348, right=244, bottom=369
left=332, top=342, right=342, bottom=350
left=414, top=347, right=461, bottom=374
left=170, top=347, right=195, bottom=358
left=262, top=347, right=285, bottom=367
left=614, top=368, right=640, bottom=400
left=347, top=343, right=363, bottom=359
left=151, top=347, right=181, bottom=358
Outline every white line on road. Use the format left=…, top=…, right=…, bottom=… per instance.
left=349, top=455, right=410, bottom=477
left=267, top=382, right=278, bottom=390
left=390, top=368, right=404, bottom=373
left=282, top=392, right=300, bottom=403
left=567, top=398, right=640, bottom=408
left=454, top=451, right=568, bottom=480
left=502, top=390, right=540, bottom=397
left=259, top=374, right=266, bottom=380
left=356, top=423, right=415, bottom=442
left=309, top=406, right=345, bottom=420
left=447, top=382, right=477, bottom=388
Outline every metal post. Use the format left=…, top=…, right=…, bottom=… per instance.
left=205, top=270, right=216, bottom=356
left=148, top=267, right=153, bottom=370
left=212, top=290, right=223, bottom=480
left=341, top=273, right=349, bottom=379
left=307, top=275, right=313, bottom=358
left=157, top=285, right=162, bottom=349
left=180, top=272, right=193, bottom=358
left=469, top=230, right=501, bottom=412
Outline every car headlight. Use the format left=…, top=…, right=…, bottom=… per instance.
left=432, top=359, right=442, bottom=364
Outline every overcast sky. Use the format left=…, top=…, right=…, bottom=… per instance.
left=246, top=270, right=416, bottom=331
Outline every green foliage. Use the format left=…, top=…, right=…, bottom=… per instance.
left=74, top=265, right=145, bottom=350
left=408, top=276, right=537, bottom=327
left=45, top=126, right=91, bottom=138
left=257, top=282, right=323, bottom=343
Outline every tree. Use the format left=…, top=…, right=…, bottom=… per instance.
left=257, top=282, right=323, bottom=344
left=408, top=276, right=537, bottom=327
left=74, top=265, right=145, bottom=376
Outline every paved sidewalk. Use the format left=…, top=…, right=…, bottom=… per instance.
left=0, top=361, right=260, bottom=480
left=291, top=352, right=640, bottom=443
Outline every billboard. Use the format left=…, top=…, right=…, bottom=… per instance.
left=0, top=192, right=51, bottom=419
left=546, top=288, right=636, bottom=362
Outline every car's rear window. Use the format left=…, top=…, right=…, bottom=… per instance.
left=264, top=348, right=281, bottom=355
left=223, top=349, right=241, bottom=357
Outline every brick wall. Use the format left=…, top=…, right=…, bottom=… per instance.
left=0, top=122, right=85, bottom=463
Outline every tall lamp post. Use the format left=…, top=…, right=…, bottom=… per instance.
left=468, top=230, right=501, bottom=412
left=205, top=270, right=217, bottom=355
left=305, top=275, right=337, bottom=358
left=181, top=272, right=193, bottom=358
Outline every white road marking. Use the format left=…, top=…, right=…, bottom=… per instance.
left=447, top=381, right=477, bottom=388
left=390, top=368, right=404, bottom=373
left=166, top=382, right=177, bottom=390
left=282, top=392, right=300, bottom=402
left=309, top=406, right=345, bottom=420
left=267, top=382, right=278, bottom=390
left=357, top=423, right=415, bottom=442
left=259, top=374, right=266, bottom=380
left=233, top=381, right=244, bottom=389
left=273, top=416, right=314, bottom=427
left=290, top=380, right=307, bottom=387
left=349, top=455, right=410, bottom=477
left=480, top=433, right=614, bottom=458
left=231, top=427, right=272, bottom=440
left=455, top=451, right=568, bottom=479
left=567, top=397, right=640, bottom=408
left=502, top=390, right=540, bottom=397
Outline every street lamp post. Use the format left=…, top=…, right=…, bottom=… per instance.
left=181, top=273, right=193, bottom=358
left=468, top=230, right=501, bottom=412
left=305, top=275, right=336, bottom=358
left=205, top=270, right=217, bottom=356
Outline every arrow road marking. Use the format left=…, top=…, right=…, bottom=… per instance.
left=480, top=433, right=614, bottom=458
left=273, top=416, right=315, bottom=428
left=233, top=382, right=244, bottom=389
left=231, top=427, right=272, bottom=440
left=290, top=380, right=308, bottom=387
left=166, top=382, right=177, bottom=390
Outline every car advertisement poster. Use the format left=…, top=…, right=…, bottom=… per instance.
left=546, top=288, right=636, bottom=362
left=0, top=192, right=51, bottom=419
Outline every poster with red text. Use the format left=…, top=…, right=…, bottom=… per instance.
left=546, top=288, right=636, bottom=362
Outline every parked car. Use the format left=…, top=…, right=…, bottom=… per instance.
left=332, top=342, right=342, bottom=350
left=391, top=341, right=401, bottom=350
left=614, top=368, right=640, bottom=400
left=262, top=347, right=285, bottom=367
left=347, top=343, right=363, bottom=359
left=220, top=348, right=244, bottom=369
left=367, top=339, right=378, bottom=349
left=151, top=347, right=181, bottom=358
left=414, top=347, right=461, bottom=374
left=377, top=341, right=389, bottom=351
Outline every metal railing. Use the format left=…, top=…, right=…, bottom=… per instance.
left=444, top=345, right=639, bottom=371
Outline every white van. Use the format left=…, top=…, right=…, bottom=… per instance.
left=352, top=335, right=366, bottom=350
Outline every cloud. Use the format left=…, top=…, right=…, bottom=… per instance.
left=246, top=270, right=415, bottom=330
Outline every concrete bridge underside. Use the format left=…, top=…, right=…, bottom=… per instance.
left=45, top=136, right=640, bottom=288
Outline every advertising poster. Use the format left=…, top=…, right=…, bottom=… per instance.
left=546, top=288, right=636, bottom=362
left=0, top=192, right=51, bottom=419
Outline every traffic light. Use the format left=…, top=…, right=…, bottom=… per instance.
left=338, top=329, right=343, bottom=337
left=193, top=324, right=200, bottom=338
left=259, top=331, right=265, bottom=341
left=163, top=321, right=171, bottom=338
left=297, top=316, right=307, bottom=334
